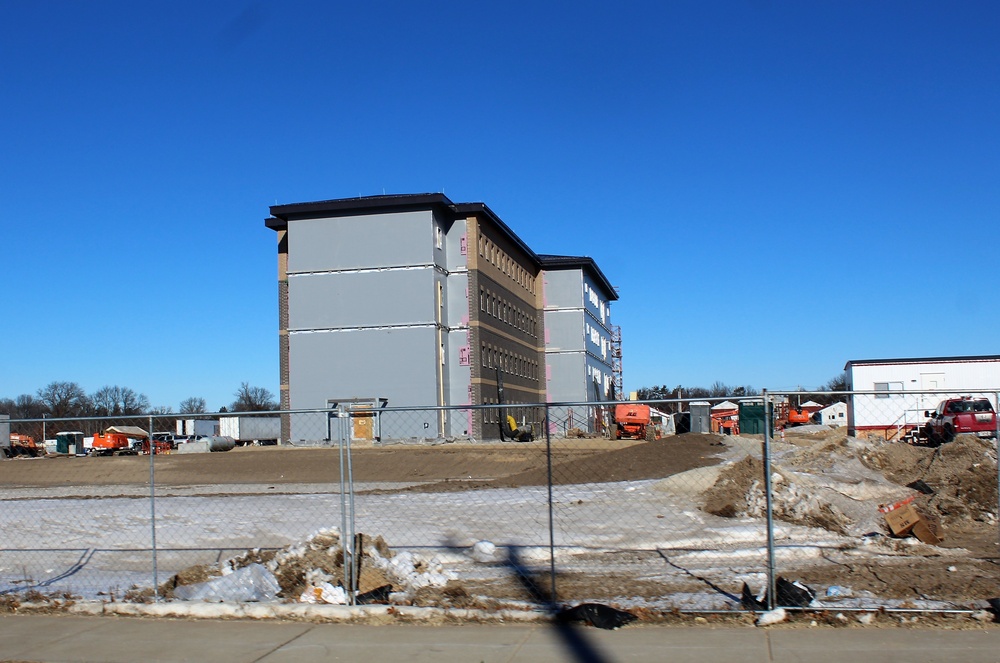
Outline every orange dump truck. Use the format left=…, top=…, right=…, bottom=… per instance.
left=614, top=404, right=651, bottom=440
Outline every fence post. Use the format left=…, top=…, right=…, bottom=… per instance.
left=149, top=414, right=159, bottom=602
left=762, top=390, right=777, bottom=609
left=336, top=405, right=357, bottom=603
left=545, top=403, right=556, bottom=603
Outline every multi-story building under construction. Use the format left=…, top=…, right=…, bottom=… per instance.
left=265, top=193, right=618, bottom=442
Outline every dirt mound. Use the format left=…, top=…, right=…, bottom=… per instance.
left=703, top=456, right=764, bottom=518
left=703, top=434, right=998, bottom=538
left=861, top=435, right=998, bottom=524
left=480, top=433, right=725, bottom=488
left=702, top=455, right=852, bottom=535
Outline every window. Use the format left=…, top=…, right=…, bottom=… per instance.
left=435, top=226, right=443, bottom=249
left=874, top=382, right=902, bottom=399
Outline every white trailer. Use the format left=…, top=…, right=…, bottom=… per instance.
left=219, top=416, right=280, bottom=445
left=845, top=355, right=1000, bottom=438
left=176, top=419, right=220, bottom=437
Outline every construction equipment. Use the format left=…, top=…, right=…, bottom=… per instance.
left=92, top=430, right=137, bottom=456
left=496, top=367, right=534, bottom=442
left=92, top=426, right=153, bottom=456
left=4, top=433, right=44, bottom=458
left=614, top=403, right=651, bottom=440
left=140, top=438, right=172, bottom=455
left=786, top=406, right=812, bottom=427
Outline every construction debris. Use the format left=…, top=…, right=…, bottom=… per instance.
left=556, top=603, right=637, bottom=629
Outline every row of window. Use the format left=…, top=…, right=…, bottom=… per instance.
left=478, top=235, right=536, bottom=295
left=481, top=342, right=539, bottom=380
left=480, top=287, right=537, bottom=338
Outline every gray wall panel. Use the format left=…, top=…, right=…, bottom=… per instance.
left=445, top=272, right=469, bottom=329
left=543, top=270, right=582, bottom=309
left=544, top=309, right=583, bottom=351
left=289, top=269, right=435, bottom=330
left=289, top=328, right=437, bottom=408
left=546, top=352, right=587, bottom=403
left=288, top=211, right=433, bottom=273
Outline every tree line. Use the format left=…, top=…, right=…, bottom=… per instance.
left=634, top=373, right=849, bottom=412
left=0, top=381, right=278, bottom=420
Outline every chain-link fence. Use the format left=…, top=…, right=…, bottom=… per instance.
left=1, top=391, right=997, bottom=614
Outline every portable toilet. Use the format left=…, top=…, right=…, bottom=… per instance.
left=55, top=431, right=84, bottom=455
left=739, top=401, right=767, bottom=435
left=690, top=402, right=711, bottom=434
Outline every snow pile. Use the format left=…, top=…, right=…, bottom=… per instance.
left=164, top=527, right=468, bottom=604
left=370, top=549, right=457, bottom=591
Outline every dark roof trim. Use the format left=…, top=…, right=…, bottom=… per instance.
left=451, top=202, right=538, bottom=266
left=266, top=193, right=455, bottom=231
left=264, top=194, right=617, bottom=299
left=845, top=355, right=1000, bottom=370
left=537, top=254, right=618, bottom=301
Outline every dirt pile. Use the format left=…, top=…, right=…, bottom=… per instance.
left=703, top=456, right=765, bottom=518
left=860, top=435, right=999, bottom=524
left=701, top=455, right=852, bottom=535
left=702, top=433, right=997, bottom=541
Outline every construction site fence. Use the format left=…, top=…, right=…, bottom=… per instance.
left=1, top=388, right=998, bottom=615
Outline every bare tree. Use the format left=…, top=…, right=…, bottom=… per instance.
left=230, top=382, right=277, bottom=412
left=823, top=372, right=849, bottom=392
left=91, top=385, right=151, bottom=416
left=180, top=397, right=207, bottom=414
left=709, top=381, right=729, bottom=398
left=36, top=381, right=90, bottom=418
left=15, top=394, right=48, bottom=418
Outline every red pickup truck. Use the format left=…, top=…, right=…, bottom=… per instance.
left=923, top=397, right=997, bottom=444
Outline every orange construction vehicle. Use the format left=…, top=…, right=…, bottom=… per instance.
left=5, top=433, right=43, bottom=457
left=614, top=403, right=651, bottom=440
left=91, top=425, right=157, bottom=456
left=91, top=430, right=137, bottom=456
left=787, top=406, right=811, bottom=426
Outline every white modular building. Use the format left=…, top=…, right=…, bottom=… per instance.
left=844, top=355, right=1000, bottom=437
left=816, top=402, right=847, bottom=427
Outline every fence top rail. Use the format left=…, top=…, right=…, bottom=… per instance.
left=9, top=388, right=1000, bottom=424
left=768, top=388, right=1000, bottom=397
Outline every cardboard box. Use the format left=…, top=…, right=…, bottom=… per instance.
left=883, top=503, right=920, bottom=536
left=911, top=518, right=944, bottom=545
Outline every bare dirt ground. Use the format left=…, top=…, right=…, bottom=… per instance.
left=0, top=433, right=726, bottom=489
left=4, top=430, right=999, bottom=615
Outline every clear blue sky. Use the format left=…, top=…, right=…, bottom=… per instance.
left=2, top=1, right=998, bottom=411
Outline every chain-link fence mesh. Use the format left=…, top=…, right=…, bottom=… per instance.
left=766, top=389, right=1000, bottom=611
left=2, top=391, right=997, bottom=613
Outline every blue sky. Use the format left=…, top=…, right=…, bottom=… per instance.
left=2, top=1, right=998, bottom=411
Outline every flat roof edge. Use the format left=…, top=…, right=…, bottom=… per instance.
left=844, top=354, right=1000, bottom=370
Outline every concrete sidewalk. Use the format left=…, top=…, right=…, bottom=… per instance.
left=0, top=615, right=997, bottom=663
